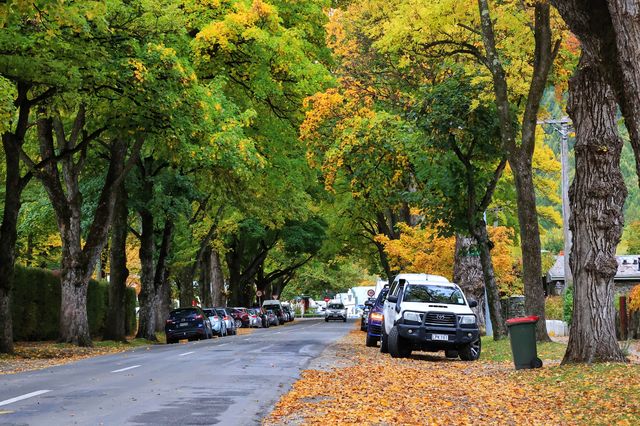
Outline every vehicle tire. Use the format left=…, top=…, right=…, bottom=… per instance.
left=325, top=318, right=329, bottom=322
left=365, top=332, right=378, bottom=348
left=459, top=338, right=481, bottom=361
left=166, top=338, right=177, bottom=344
left=235, top=319, right=242, bottom=329
left=380, top=327, right=389, bottom=354
left=388, top=326, right=412, bottom=358
left=275, top=318, right=280, bottom=326
left=343, top=318, right=347, bottom=323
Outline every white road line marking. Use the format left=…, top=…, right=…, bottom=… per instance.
left=275, top=332, right=281, bottom=334
left=0, top=390, right=51, bottom=407
left=111, top=365, right=141, bottom=373
left=178, top=351, right=194, bottom=357
left=218, top=343, right=228, bottom=347
left=243, top=338, right=250, bottom=341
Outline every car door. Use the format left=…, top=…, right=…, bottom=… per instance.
left=383, top=281, right=400, bottom=334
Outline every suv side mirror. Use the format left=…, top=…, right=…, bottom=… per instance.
left=395, top=286, right=404, bottom=313
left=364, top=301, right=373, bottom=307
left=468, top=299, right=478, bottom=308
left=387, top=295, right=398, bottom=303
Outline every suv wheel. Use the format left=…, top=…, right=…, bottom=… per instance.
left=380, top=327, right=389, bottom=353
left=388, top=326, right=412, bottom=358
left=365, top=332, right=378, bottom=348
left=235, top=319, right=242, bottom=329
left=459, top=338, right=481, bottom=361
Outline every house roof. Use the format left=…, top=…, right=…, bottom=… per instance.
left=547, top=255, right=640, bottom=281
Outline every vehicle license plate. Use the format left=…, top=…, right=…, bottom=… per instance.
left=431, top=334, right=448, bottom=341
left=180, top=322, right=188, bottom=327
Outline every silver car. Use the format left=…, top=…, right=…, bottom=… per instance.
left=216, top=307, right=237, bottom=335
left=203, top=308, right=226, bottom=337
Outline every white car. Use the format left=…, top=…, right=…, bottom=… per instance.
left=381, top=273, right=480, bottom=361
left=325, top=302, right=347, bottom=322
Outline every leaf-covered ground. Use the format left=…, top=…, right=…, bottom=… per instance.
left=265, top=328, right=640, bottom=425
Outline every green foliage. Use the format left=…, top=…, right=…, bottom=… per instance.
left=11, top=266, right=136, bottom=341
left=563, top=286, right=573, bottom=326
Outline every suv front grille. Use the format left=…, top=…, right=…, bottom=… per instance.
left=425, top=312, right=456, bottom=326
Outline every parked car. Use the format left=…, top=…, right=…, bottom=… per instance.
left=203, top=307, right=226, bottom=337
left=360, top=299, right=375, bottom=331
left=325, top=302, right=347, bottom=322
left=216, top=307, right=237, bottom=335
left=365, top=288, right=388, bottom=347
left=247, top=308, right=262, bottom=327
left=381, top=273, right=480, bottom=360
left=230, top=307, right=251, bottom=328
left=282, top=303, right=295, bottom=322
left=265, top=309, right=279, bottom=326
left=165, top=307, right=213, bottom=343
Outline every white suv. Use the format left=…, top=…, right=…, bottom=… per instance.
left=381, top=273, right=480, bottom=361
left=325, top=302, right=347, bottom=322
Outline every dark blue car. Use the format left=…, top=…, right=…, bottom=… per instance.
left=365, top=288, right=388, bottom=347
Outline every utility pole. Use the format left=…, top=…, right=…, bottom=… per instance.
left=538, top=117, right=573, bottom=291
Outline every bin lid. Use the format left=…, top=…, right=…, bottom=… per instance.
left=506, top=315, right=540, bottom=325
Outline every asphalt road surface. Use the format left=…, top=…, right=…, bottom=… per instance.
left=0, top=318, right=353, bottom=426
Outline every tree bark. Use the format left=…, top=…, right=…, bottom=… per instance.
left=211, top=249, right=226, bottom=306
left=200, top=246, right=213, bottom=307
left=471, top=223, right=508, bottom=338
left=176, top=266, right=195, bottom=307
left=154, top=219, right=173, bottom=331
left=512, top=155, right=551, bottom=341
left=563, top=53, right=627, bottom=363
left=104, top=180, right=129, bottom=341
left=453, top=235, right=486, bottom=329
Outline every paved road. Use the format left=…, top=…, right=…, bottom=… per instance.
left=0, top=318, right=353, bottom=426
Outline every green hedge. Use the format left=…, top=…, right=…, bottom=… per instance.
left=11, top=266, right=136, bottom=341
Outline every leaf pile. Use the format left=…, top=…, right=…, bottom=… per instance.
left=0, top=341, right=136, bottom=375
left=265, top=329, right=640, bottom=425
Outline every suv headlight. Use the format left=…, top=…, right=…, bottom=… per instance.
left=458, top=315, right=476, bottom=325
left=402, top=311, right=423, bottom=324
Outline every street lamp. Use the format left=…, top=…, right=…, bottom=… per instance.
left=538, top=117, right=573, bottom=290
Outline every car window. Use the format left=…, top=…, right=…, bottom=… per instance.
left=402, top=284, right=465, bottom=305
left=389, top=280, right=399, bottom=297
left=328, top=303, right=344, bottom=309
left=170, top=308, right=198, bottom=319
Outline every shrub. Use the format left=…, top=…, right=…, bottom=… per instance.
left=629, top=284, right=640, bottom=313
left=11, top=266, right=136, bottom=341
left=563, top=286, right=573, bottom=326
left=545, top=296, right=564, bottom=320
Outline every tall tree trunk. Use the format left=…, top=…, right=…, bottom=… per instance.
left=33, top=109, right=133, bottom=346
left=477, top=0, right=557, bottom=341
left=563, top=53, right=626, bottom=363
left=453, top=235, right=486, bottom=329
left=0, top=134, right=22, bottom=354
left=200, top=246, right=213, bottom=307
left=211, top=249, right=226, bottom=306
left=136, top=208, right=157, bottom=340
left=471, top=224, right=507, bottom=338
left=511, top=156, right=550, bottom=341
left=176, top=266, right=195, bottom=307
left=155, top=278, right=171, bottom=332
left=0, top=83, right=33, bottom=354
left=153, top=219, right=173, bottom=331
left=104, top=180, right=128, bottom=341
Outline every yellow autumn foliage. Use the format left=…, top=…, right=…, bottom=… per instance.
left=376, top=224, right=518, bottom=295
left=629, top=284, right=640, bottom=313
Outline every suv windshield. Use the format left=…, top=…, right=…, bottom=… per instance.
left=170, top=308, right=198, bottom=318
left=328, top=304, right=344, bottom=309
left=402, top=284, right=465, bottom=305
